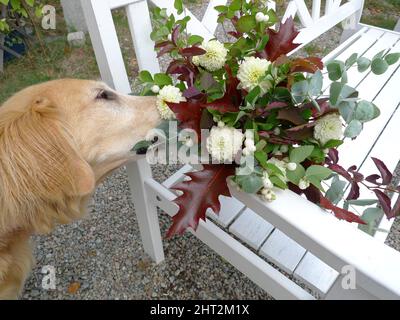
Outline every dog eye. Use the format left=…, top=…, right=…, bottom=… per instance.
left=96, top=90, right=115, bottom=100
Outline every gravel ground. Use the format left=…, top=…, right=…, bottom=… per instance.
left=22, top=1, right=400, bottom=300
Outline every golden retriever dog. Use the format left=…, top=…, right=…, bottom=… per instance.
left=0, top=79, right=160, bottom=299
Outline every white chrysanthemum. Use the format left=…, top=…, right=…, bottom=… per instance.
left=237, top=56, right=272, bottom=92
left=314, top=113, right=343, bottom=145
left=196, top=40, right=228, bottom=72
left=207, top=126, right=244, bottom=163
left=156, top=85, right=185, bottom=120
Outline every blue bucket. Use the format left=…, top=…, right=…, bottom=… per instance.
left=3, top=31, right=26, bottom=62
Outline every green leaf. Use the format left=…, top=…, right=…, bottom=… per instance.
left=347, top=199, right=378, bottom=206
left=154, top=73, right=173, bottom=86
left=290, top=145, right=314, bottom=163
left=245, top=86, right=261, bottom=106
left=139, top=70, right=153, bottom=83
left=309, top=70, right=323, bottom=96
left=0, top=0, right=9, bottom=5
left=329, top=82, right=357, bottom=106
left=236, top=15, right=257, bottom=33
left=323, top=139, right=343, bottom=149
left=326, top=60, right=345, bottom=81
left=345, top=53, right=358, bottom=68
left=357, top=57, right=371, bottom=72
left=265, top=163, right=285, bottom=177
left=344, top=119, right=363, bottom=138
left=371, top=58, right=389, bottom=75
left=305, top=165, right=333, bottom=190
left=214, top=5, right=228, bottom=13
left=174, top=0, right=184, bottom=15
left=358, top=207, right=384, bottom=235
left=291, top=80, right=309, bottom=104
left=354, top=100, right=376, bottom=123
left=132, top=140, right=152, bottom=152
left=326, top=178, right=346, bottom=205
left=385, top=52, right=400, bottom=65
left=270, top=176, right=288, bottom=190
left=237, top=173, right=264, bottom=194
left=25, top=0, right=34, bottom=6
left=286, top=164, right=305, bottom=185
left=188, top=35, right=204, bottom=46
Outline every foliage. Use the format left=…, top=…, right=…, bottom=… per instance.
left=138, top=0, right=400, bottom=237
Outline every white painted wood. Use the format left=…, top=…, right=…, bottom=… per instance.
left=107, top=0, right=141, bottom=10
left=201, top=0, right=228, bottom=36
left=229, top=184, right=400, bottom=299
left=282, top=0, right=365, bottom=50
left=294, top=252, right=339, bottom=296
left=325, top=275, right=378, bottom=299
left=82, top=0, right=165, bottom=263
left=312, top=0, right=321, bottom=21
left=260, top=229, right=306, bottom=274
left=145, top=177, right=314, bottom=299
left=149, top=0, right=214, bottom=41
left=207, top=196, right=245, bottom=228
left=162, top=164, right=194, bottom=189
left=229, top=208, right=274, bottom=250
left=337, top=36, right=400, bottom=170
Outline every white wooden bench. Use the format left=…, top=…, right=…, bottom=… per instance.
left=81, top=0, right=400, bottom=299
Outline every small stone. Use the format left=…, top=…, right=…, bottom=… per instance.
left=67, top=31, right=86, bottom=47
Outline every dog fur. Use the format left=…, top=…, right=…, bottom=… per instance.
left=0, top=79, right=160, bottom=299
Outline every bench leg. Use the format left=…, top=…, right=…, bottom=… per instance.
left=126, top=159, right=165, bottom=264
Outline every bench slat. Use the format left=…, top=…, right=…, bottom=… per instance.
left=260, top=229, right=307, bottom=274
left=229, top=208, right=274, bottom=250
left=294, top=252, right=339, bottom=296
left=207, top=196, right=245, bottom=228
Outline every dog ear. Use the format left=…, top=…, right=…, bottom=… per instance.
left=30, top=97, right=96, bottom=197
left=0, top=96, right=95, bottom=232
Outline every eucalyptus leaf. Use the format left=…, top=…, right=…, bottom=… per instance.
left=371, top=58, right=389, bottom=75
left=291, top=80, right=309, bottom=104
left=237, top=173, right=264, bottom=194
left=326, top=60, right=345, bottom=81
left=357, top=57, right=371, bottom=72
left=354, top=100, right=375, bottom=123
left=358, top=207, right=384, bottom=235
left=385, top=52, right=400, bottom=65
left=326, top=178, right=346, bottom=205
left=309, top=70, right=323, bottom=96
left=345, top=53, right=358, bottom=68
left=290, top=145, right=314, bottom=163
left=344, top=119, right=363, bottom=138
left=286, top=164, right=306, bottom=185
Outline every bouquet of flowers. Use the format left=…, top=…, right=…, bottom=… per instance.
left=136, top=0, right=400, bottom=237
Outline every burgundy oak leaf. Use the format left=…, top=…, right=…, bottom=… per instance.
left=373, top=189, right=392, bottom=217
left=167, top=100, right=205, bottom=137
left=261, top=17, right=301, bottom=62
left=167, top=165, right=236, bottom=237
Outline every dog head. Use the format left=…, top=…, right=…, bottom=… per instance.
left=0, top=79, right=160, bottom=233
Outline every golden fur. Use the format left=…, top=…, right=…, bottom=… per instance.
left=0, top=79, right=160, bottom=299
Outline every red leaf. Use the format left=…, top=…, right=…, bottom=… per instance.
left=329, top=164, right=352, bottom=181
left=371, top=157, right=393, bottom=185
left=157, top=44, right=176, bottom=58
left=366, top=174, right=381, bottom=184
left=277, top=108, right=307, bottom=125
left=167, top=165, right=236, bottom=237
left=172, top=26, right=180, bottom=45
left=167, top=100, right=205, bottom=137
left=320, top=197, right=366, bottom=224
left=327, top=149, right=339, bottom=165
left=266, top=101, right=288, bottom=110
left=180, top=46, right=207, bottom=57
left=262, top=17, right=301, bottom=62
left=389, top=195, right=400, bottom=219
left=290, top=57, right=323, bottom=73
left=346, top=182, right=360, bottom=200
left=203, top=65, right=242, bottom=113
left=373, top=189, right=392, bottom=217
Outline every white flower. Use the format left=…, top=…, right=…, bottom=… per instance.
left=151, top=85, right=160, bottom=94
left=207, top=126, right=244, bottom=163
left=262, top=172, right=273, bottom=189
left=299, top=178, right=310, bottom=190
left=263, top=14, right=270, bottom=22
left=261, top=188, right=277, bottom=202
left=314, top=113, right=343, bottom=145
left=255, top=12, right=265, bottom=23
left=156, top=85, right=185, bottom=120
left=287, top=162, right=297, bottom=171
left=218, top=121, right=225, bottom=128
left=195, top=40, right=228, bottom=72
left=237, top=56, right=272, bottom=92
left=273, top=127, right=281, bottom=136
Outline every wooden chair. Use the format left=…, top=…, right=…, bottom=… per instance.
left=81, top=0, right=400, bottom=299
